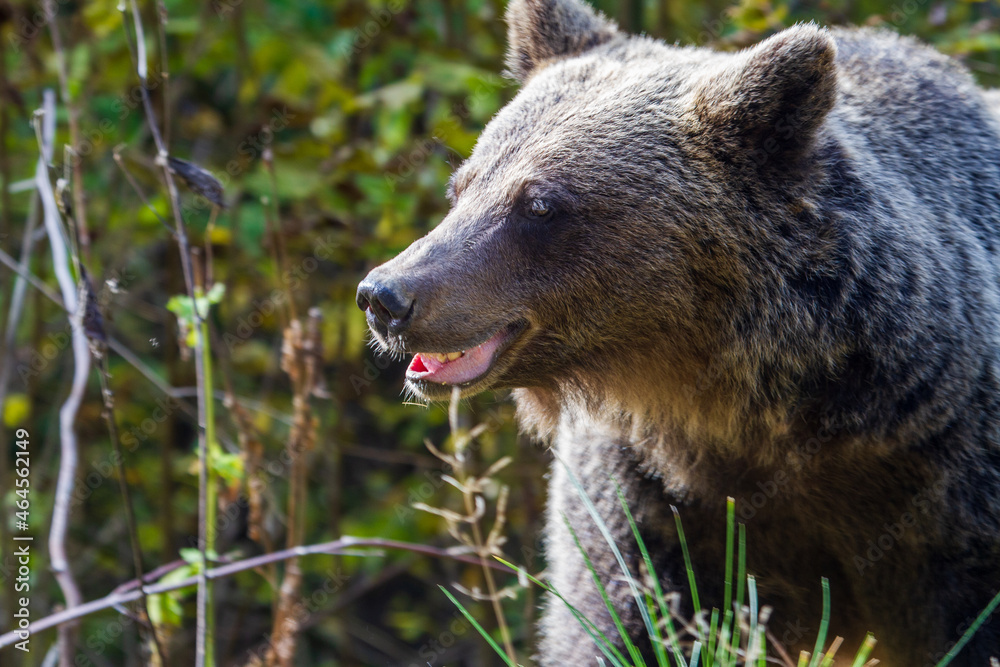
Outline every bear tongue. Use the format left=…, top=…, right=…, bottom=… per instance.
left=407, top=330, right=506, bottom=385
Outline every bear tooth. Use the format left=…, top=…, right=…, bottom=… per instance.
left=420, top=352, right=464, bottom=363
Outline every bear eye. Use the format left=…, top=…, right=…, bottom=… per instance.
left=528, top=198, right=551, bottom=218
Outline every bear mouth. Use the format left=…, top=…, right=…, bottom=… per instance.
left=405, top=320, right=527, bottom=399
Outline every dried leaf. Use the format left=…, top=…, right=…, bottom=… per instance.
left=81, top=267, right=107, bottom=343
left=167, top=156, right=226, bottom=208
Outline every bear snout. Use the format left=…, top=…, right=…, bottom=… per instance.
left=356, top=274, right=415, bottom=335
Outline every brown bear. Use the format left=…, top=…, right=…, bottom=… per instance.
left=357, top=0, right=1000, bottom=664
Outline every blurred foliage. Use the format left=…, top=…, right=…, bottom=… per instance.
left=0, top=0, right=997, bottom=664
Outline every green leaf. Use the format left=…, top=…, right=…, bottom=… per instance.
left=210, top=450, right=244, bottom=485
left=148, top=562, right=199, bottom=628
left=167, top=284, right=227, bottom=327
left=179, top=548, right=219, bottom=565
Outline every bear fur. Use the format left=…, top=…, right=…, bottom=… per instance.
left=358, top=1, right=1000, bottom=664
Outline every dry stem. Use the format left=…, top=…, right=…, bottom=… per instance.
left=35, top=88, right=87, bottom=666
left=0, top=536, right=514, bottom=651
left=121, top=0, right=216, bottom=662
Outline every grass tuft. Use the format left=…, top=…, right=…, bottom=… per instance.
left=444, top=452, right=999, bottom=667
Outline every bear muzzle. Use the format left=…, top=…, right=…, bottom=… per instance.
left=357, top=267, right=531, bottom=399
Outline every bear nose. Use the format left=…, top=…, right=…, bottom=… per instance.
left=356, top=276, right=415, bottom=331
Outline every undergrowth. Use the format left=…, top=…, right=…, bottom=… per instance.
left=428, top=391, right=1000, bottom=667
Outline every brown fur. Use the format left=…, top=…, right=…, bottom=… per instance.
left=359, top=1, right=1000, bottom=663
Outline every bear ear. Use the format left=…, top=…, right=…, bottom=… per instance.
left=504, top=0, right=619, bottom=83
left=691, top=24, right=838, bottom=168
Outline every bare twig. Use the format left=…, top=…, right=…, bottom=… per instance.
left=112, top=148, right=177, bottom=237
left=0, top=194, right=42, bottom=429
left=0, top=238, right=62, bottom=306
left=44, top=0, right=90, bottom=260
left=0, top=247, right=233, bottom=445
left=766, top=627, right=797, bottom=667
left=0, top=536, right=516, bottom=650
left=95, top=354, right=167, bottom=665
left=262, top=148, right=296, bottom=325
left=35, top=88, right=88, bottom=666
left=122, top=1, right=216, bottom=663
left=154, top=0, right=171, bottom=145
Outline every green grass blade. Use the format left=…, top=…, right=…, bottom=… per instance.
left=748, top=575, right=759, bottom=664
left=671, top=506, right=702, bottom=619
left=707, top=607, right=719, bottom=667
left=714, top=609, right=733, bottom=667
left=691, top=641, right=702, bottom=667
left=850, top=634, right=877, bottom=667
left=724, top=498, right=735, bottom=628
left=494, top=557, right=631, bottom=667
left=553, top=453, right=658, bottom=652
left=439, top=585, right=519, bottom=667
left=807, top=578, right=831, bottom=667
left=645, top=593, right=672, bottom=667
left=563, top=514, right=646, bottom=666
left=615, top=482, right=687, bottom=667
left=563, top=605, right=633, bottom=667
left=934, top=587, right=1000, bottom=667
left=732, top=523, right=746, bottom=661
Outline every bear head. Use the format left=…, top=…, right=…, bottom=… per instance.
left=358, top=0, right=840, bottom=439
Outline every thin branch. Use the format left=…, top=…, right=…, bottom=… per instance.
left=112, top=148, right=177, bottom=238
left=0, top=537, right=516, bottom=650
left=44, top=0, right=90, bottom=260
left=0, top=240, right=62, bottom=306
left=0, top=246, right=228, bottom=453
left=171, top=387, right=294, bottom=426
left=35, top=88, right=88, bottom=666
left=0, top=245, right=206, bottom=421
left=0, top=248, right=252, bottom=458
left=262, top=148, right=296, bottom=325
left=154, top=0, right=171, bottom=145
left=95, top=354, right=167, bottom=664
left=122, top=1, right=215, bottom=663
left=0, top=195, right=42, bottom=421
